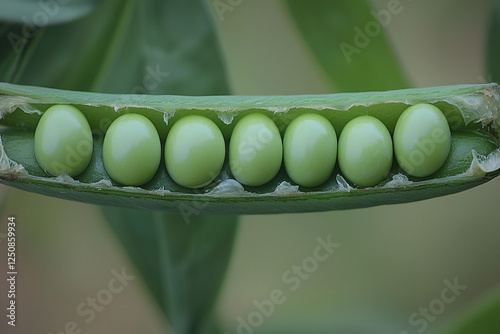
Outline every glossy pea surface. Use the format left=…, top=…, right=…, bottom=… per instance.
left=338, top=116, right=393, bottom=187
left=284, top=114, right=337, bottom=187
left=229, top=113, right=282, bottom=186
left=394, top=103, right=451, bottom=177
left=165, top=115, right=225, bottom=188
left=34, top=104, right=93, bottom=177
left=103, top=114, right=160, bottom=186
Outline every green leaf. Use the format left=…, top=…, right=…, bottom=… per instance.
left=0, top=0, right=102, bottom=25
left=0, top=0, right=237, bottom=333
left=101, top=208, right=166, bottom=311
left=438, top=286, right=500, bottom=334
left=487, top=0, right=500, bottom=82
left=285, top=0, right=409, bottom=92
left=0, top=24, right=25, bottom=82
left=1, top=0, right=229, bottom=95
left=102, top=208, right=238, bottom=334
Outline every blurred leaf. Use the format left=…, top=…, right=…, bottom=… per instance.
left=0, top=0, right=102, bottom=25
left=0, top=24, right=26, bottom=82
left=285, top=0, right=409, bottom=92
left=0, top=0, right=237, bottom=333
left=438, top=286, right=500, bottom=334
left=487, top=0, right=500, bottom=82
left=100, top=208, right=165, bottom=311
left=1, top=0, right=229, bottom=95
left=102, top=209, right=238, bottom=334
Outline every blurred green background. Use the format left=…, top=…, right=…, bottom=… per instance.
left=0, top=0, right=499, bottom=333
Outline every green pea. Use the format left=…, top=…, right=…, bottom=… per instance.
left=34, top=104, right=93, bottom=177
left=283, top=114, right=337, bottom=187
left=338, top=115, right=393, bottom=187
left=394, top=103, right=451, bottom=177
left=165, top=115, right=225, bottom=188
left=229, top=113, right=282, bottom=186
left=103, top=114, right=161, bottom=186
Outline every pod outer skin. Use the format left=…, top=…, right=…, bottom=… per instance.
left=0, top=82, right=499, bottom=214
left=0, top=173, right=494, bottom=214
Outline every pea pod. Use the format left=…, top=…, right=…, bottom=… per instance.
left=0, top=82, right=499, bottom=214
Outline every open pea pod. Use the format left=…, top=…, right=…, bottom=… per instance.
left=0, top=82, right=499, bottom=214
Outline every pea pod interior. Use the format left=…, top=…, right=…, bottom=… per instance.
left=0, top=82, right=499, bottom=214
